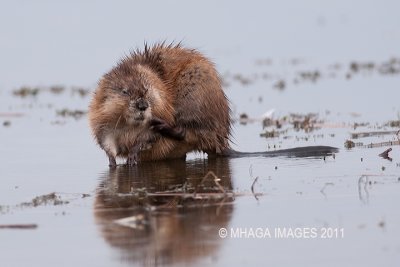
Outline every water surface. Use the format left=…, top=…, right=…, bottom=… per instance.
left=1, top=1, right=400, bottom=266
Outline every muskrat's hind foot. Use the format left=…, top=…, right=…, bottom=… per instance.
left=150, top=118, right=185, bottom=141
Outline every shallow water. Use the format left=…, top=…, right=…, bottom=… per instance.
left=1, top=1, right=400, bottom=266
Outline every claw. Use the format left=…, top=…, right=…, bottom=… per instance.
left=108, top=156, right=117, bottom=168
left=150, top=117, right=185, bottom=141
left=127, top=154, right=138, bottom=166
left=150, top=117, right=165, bottom=126
left=126, top=143, right=142, bottom=166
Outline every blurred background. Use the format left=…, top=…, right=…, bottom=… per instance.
left=1, top=0, right=399, bottom=89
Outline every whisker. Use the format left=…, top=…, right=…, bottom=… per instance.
left=114, top=115, right=122, bottom=130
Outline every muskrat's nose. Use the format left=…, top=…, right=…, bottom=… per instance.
left=136, top=98, right=149, bottom=111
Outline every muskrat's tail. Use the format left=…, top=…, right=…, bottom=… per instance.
left=216, top=146, right=338, bottom=158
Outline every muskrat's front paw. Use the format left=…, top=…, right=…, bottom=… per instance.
left=150, top=118, right=185, bottom=140
left=150, top=118, right=169, bottom=131
left=150, top=117, right=165, bottom=126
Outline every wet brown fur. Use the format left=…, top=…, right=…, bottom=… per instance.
left=88, top=43, right=231, bottom=163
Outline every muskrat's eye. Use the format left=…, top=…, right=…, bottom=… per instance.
left=121, top=88, right=129, bottom=96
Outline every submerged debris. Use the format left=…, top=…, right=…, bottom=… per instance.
left=258, top=112, right=328, bottom=140
left=291, top=113, right=319, bottom=132
left=379, top=148, right=393, bottom=161
left=260, top=130, right=279, bottom=138
left=344, top=140, right=355, bottom=149
left=378, top=58, right=400, bottom=75
left=320, top=182, right=334, bottom=197
left=0, top=224, right=38, bottom=230
left=255, top=58, right=273, bottom=66
left=353, top=122, right=370, bottom=130
left=21, top=192, right=70, bottom=208
left=273, top=79, right=286, bottom=90
left=378, top=220, right=386, bottom=229
left=49, top=85, right=65, bottom=94
left=239, top=113, right=249, bottom=125
left=0, top=112, right=24, bottom=118
left=0, top=192, right=90, bottom=214
left=13, top=86, right=40, bottom=97
left=250, top=176, right=261, bottom=201
left=388, top=120, right=400, bottom=128
left=12, top=85, right=92, bottom=98
left=345, top=128, right=400, bottom=151
left=351, top=130, right=397, bottom=139
left=72, top=87, right=91, bottom=97
left=232, top=73, right=253, bottom=86
left=56, top=109, right=87, bottom=120
left=358, top=175, right=370, bottom=204
left=97, top=169, right=242, bottom=211
left=194, top=171, right=226, bottom=195
left=297, top=70, right=321, bottom=83
left=114, top=214, right=149, bottom=230
left=224, top=57, right=400, bottom=89
left=349, top=61, right=375, bottom=73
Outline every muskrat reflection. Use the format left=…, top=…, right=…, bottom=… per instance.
left=94, top=158, right=233, bottom=266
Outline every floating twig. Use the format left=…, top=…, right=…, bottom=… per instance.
left=358, top=175, right=369, bottom=204
left=379, top=148, right=393, bottom=161
left=0, top=224, right=38, bottom=229
left=250, top=176, right=260, bottom=201
left=194, top=171, right=225, bottom=195
left=351, top=130, right=398, bottom=139
left=320, top=182, right=334, bottom=197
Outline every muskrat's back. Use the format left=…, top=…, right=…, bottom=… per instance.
left=89, top=43, right=231, bottom=165
left=153, top=45, right=231, bottom=153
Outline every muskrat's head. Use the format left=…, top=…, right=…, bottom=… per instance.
left=95, top=64, right=164, bottom=127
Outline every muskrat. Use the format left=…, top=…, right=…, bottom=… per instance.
left=88, top=43, right=337, bottom=166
